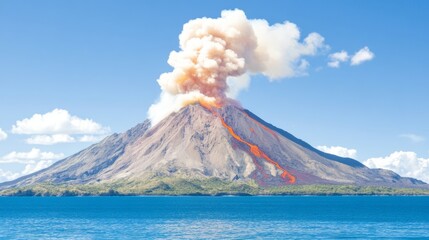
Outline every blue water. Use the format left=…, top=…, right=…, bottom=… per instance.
left=0, top=196, right=428, bottom=239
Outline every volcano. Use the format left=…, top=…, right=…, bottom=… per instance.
left=0, top=104, right=426, bottom=194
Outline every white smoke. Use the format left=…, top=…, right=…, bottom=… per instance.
left=148, top=9, right=326, bottom=125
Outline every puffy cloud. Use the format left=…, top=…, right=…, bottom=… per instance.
left=316, top=145, right=357, bottom=158
left=0, top=169, right=20, bottom=183
left=0, top=148, right=64, bottom=182
left=364, top=151, right=429, bottom=183
left=316, top=146, right=429, bottom=183
left=0, top=148, right=64, bottom=164
left=327, top=50, right=349, bottom=68
left=327, top=62, right=339, bottom=68
left=25, top=134, right=106, bottom=145
left=25, top=134, right=75, bottom=145
left=328, top=47, right=374, bottom=67
left=21, top=159, right=55, bottom=176
left=0, top=128, right=7, bottom=141
left=78, top=135, right=105, bottom=143
left=12, top=109, right=109, bottom=135
left=350, top=46, right=374, bottom=65
left=12, top=109, right=109, bottom=145
left=149, top=9, right=327, bottom=125
left=399, top=134, right=425, bottom=143
left=0, top=160, right=55, bottom=182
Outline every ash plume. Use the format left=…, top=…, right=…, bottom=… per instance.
left=149, top=9, right=326, bottom=125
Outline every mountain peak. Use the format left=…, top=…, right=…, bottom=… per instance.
left=1, top=103, right=426, bottom=190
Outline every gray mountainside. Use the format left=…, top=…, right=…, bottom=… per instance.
left=1, top=104, right=425, bottom=189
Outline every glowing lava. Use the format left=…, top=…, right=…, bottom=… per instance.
left=200, top=102, right=296, bottom=184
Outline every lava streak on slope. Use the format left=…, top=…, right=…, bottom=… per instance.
left=200, top=102, right=296, bottom=184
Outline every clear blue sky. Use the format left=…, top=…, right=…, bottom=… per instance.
left=1, top=1, right=428, bottom=180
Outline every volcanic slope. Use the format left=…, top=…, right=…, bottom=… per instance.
left=1, top=104, right=425, bottom=190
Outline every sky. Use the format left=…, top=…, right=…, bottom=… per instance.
left=1, top=1, right=429, bottom=182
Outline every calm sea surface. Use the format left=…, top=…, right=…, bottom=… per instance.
left=0, top=196, right=428, bottom=239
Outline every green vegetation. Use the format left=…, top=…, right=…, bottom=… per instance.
left=1, top=178, right=428, bottom=196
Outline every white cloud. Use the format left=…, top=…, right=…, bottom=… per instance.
left=327, top=61, right=340, bottom=68
left=364, top=151, right=429, bottom=183
left=21, top=159, right=55, bottom=175
left=78, top=135, right=105, bottom=143
left=25, top=134, right=75, bottom=145
left=316, top=145, right=357, bottom=158
left=351, top=46, right=374, bottom=65
left=330, top=51, right=349, bottom=62
left=0, top=128, right=7, bottom=141
left=0, top=159, right=56, bottom=182
left=0, top=148, right=64, bottom=182
left=0, top=148, right=64, bottom=164
left=399, top=134, right=425, bottom=143
left=328, top=47, right=374, bottom=67
left=327, top=50, right=349, bottom=68
left=24, top=134, right=105, bottom=145
left=12, top=109, right=109, bottom=135
left=0, top=169, right=20, bottom=183
left=12, top=109, right=109, bottom=145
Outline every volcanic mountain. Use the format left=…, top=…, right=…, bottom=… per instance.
left=0, top=104, right=425, bottom=193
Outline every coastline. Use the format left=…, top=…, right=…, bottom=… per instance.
left=1, top=180, right=428, bottom=197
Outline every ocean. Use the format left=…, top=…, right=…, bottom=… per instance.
left=0, top=196, right=428, bottom=239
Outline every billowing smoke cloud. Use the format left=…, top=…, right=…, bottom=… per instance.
left=149, top=9, right=326, bottom=125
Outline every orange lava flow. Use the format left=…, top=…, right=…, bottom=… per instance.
left=200, top=103, right=296, bottom=184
